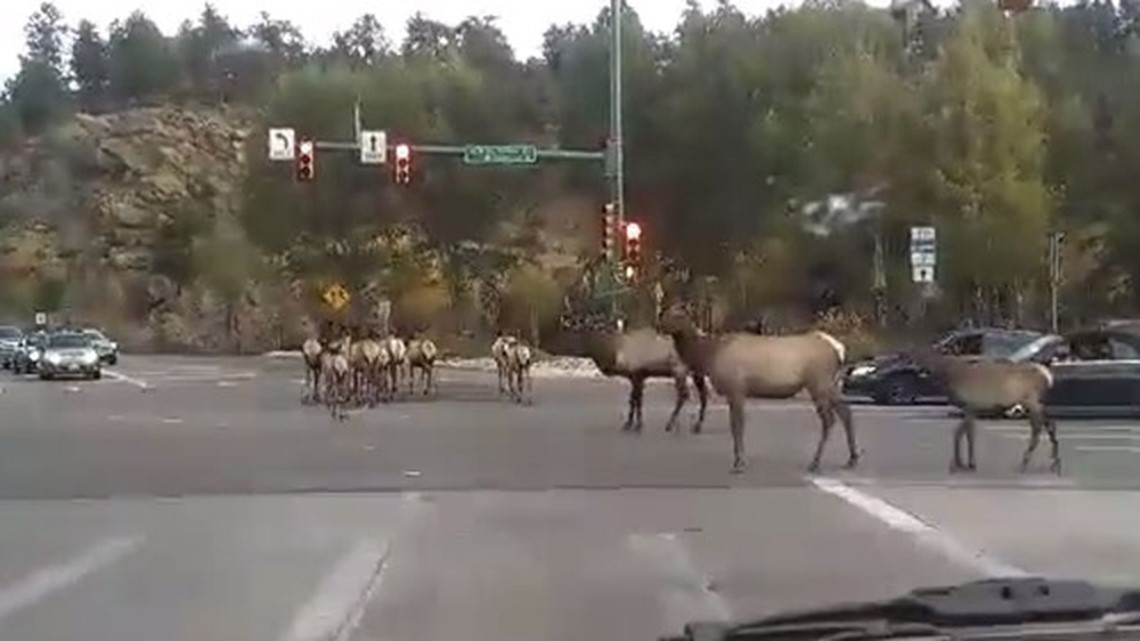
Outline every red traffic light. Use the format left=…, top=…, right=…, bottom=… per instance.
left=296, top=139, right=315, bottom=182
left=393, top=143, right=411, bottom=185
left=624, top=222, right=642, bottom=240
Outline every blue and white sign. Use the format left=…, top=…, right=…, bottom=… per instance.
left=909, top=226, right=936, bottom=283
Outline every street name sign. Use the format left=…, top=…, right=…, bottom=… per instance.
left=462, top=144, right=538, bottom=165
left=909, top=226, right=937, bottom=284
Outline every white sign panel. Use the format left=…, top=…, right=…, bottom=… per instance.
left=34, top=312, right=46, bottom=326
left=360, top=130, right=387, bottom=164
left=910, top=226, right=936, bottom=242
left=910, top=251, right=936, bottom=267
left=268, top=128, right=296, bottom=161
left=912, top=266, right=935, bottom=283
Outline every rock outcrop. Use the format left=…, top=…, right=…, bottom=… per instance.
left=0, top=105, right=311, bottom=352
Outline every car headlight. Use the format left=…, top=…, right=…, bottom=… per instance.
left=46, top=352, right=61, bottom=365
left=81, top=350, right=98, bottom=365
left=29, top=350, right=41, bottom=361
left=850, top=364, right=876, bottom=377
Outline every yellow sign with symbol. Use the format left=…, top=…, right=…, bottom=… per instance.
left=322, top=283, right=350, bottom=311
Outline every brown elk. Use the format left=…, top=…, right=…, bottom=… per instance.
left=583, top=328, right=708, bottom=434
left=321, top=334, right=353, bottom=421
left=505, top=339, right=535, bottom=404
left=301, top=338, right=323, bottom=404
left=912, top=348, right=1059, bottom=473
left=659, top=306, right=858, bottom=474
left=406, top=337, right=439, bottom=396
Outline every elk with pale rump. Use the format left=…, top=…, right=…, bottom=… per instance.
left=912, top=347, right=1060, bottom=473
left=406, top=336, right=439, bottom=396
left=659, top=306, right=858, bottom=473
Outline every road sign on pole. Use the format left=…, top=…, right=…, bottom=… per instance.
left=462, top=144, right=538, bottom=165
left=322, top=283, right=350, bottom=312
left=359, top=130, right=387, bottom=164
left=268, top=128, right=296, bottom=161
left=909, top=226, right=937, bottom=283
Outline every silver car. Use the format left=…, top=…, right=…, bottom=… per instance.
left=81, top=328, right=119, bottom=365
left=38, top=332, right=102, bottom=380
left=0, top=325, right=20, bottom=369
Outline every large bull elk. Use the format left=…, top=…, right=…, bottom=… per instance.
left=913, top=348, right=1060, bottom=473
left=406, top=337, right=439, bottom=396
left=660, top=307, right=858, bottom=474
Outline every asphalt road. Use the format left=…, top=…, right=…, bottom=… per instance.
left=1, top=354, right=1140, bottom=641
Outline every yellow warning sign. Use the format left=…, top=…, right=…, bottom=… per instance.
left=322, top=283, right=350, bottom=312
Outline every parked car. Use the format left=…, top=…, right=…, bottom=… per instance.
left=0, top=325, right=21, bottom=369
left=80, top=328, right=118, bottom=365
left=38, top=332, right=102, bottom=380
left=1004, top=326, right=1140, bottom=418
left=11, top=331, right=48, bottom=374
left=842, top=327, right=1044, bottom=405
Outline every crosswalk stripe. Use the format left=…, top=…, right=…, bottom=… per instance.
left=0, top=536, right=143, bottom=622
left=280, top=539, right=391, bottom=641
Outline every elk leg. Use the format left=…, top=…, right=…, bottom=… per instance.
left=1020, top=410, right=1044, bottom=472
left=728, top=396, right=746, bottom=473
left=524, top=368, right=533, bottom=405
left=665, top=372, right=689, bottom=433
left=691, top=373, right=709, bottom=434
left=426, top=366, right=434, bottom=396
left=950, top=416, right=968, bottom=472
left=1045, top=417, right=1061, bottom=474
left=631, top=376, right=646, bottom=432
left=808, top=400, right=835, bottom=473
left=965, top=413, right=977, bottom=470
left=622, top=377, right=637, bottom=431
left=833, top=398, right=859, bottom=468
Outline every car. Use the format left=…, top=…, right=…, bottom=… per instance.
left=1005, top=325, right=1140, bottom=418
left=37, top=332, right=102, bottom=380
left=842, top=327, right=1044, bottom=405
left=0, top=325, right=21, bottom=369
left=80, top=328, right=118, bottom=365
left=11, top=331, right=48, bottom=374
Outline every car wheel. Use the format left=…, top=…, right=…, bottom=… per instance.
left=883, top=375, right=919, bottom=405
left=92, top=369, right=102, bottom=380
left=39, top=372, right=51, bottom=381
left=107, top=355, right=117, bottom=366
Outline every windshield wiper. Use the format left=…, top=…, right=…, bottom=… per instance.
left=662, top=578, right=1140, bottom=641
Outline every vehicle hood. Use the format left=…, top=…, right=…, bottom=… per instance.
left=45, top=348, right=94, bottom=359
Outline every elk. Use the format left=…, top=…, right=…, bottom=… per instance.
left=383, top=335, right=408, bottom=400
left=912, top=348, right=1060, bottom=473
left=659, top=306, right=858, bottom=474
left=301, top=338, right=323, bottom=404
left=491, top=334, right=517, bottom=395
left=321, top=333, right=353, bottom=421
left=583, top=327, right=708, bottom=434
left=505, top=339, right=535, bottom=404
left=406, top=337, right=439, bottom=396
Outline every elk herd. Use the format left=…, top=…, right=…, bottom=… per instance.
left=301, top=328, right=535, bottom=421
left=296, top=305, right=1063, bottom=476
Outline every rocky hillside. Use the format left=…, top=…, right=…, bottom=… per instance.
left=0, top=106, right=318, bottom=351
left=0, top=106, right=597, bottom=353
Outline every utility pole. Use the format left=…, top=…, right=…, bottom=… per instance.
left=610, top=0, right=625, bottom=230
left=1048, top=230, right=1064, bottom=333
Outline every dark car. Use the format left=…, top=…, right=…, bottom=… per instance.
left=842, top=327, right=1044, bottom=405
left=1007, top=326, right=1140, bottom=418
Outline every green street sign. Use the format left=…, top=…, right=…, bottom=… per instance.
left=463, top=144, right=538, bottom=165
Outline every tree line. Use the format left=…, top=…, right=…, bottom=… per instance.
left=4, top=0, right=1140, bottom=334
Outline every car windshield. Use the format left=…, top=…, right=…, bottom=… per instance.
left=0, top=326, right=20, bottom=339
left=82, top=329, right=108, bottom=341
left=47, top=334, right=90, bottom=349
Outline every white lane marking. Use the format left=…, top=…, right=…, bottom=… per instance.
left=217, top=381, right=239, bottom=388
left=280, top=539, right=391, bottom=641
left=1076, top=445, right=1140, bottom=454
left=103, top=369, right=150, bottom=389
left=161, top=418, right=182, bottom=424
left=995, top=432, right=1140, bottom=441
left=810, top=477, right=1029, bottom=577
left=628, top=532, right=732, bottom=633
left=0, top=535, right=142, bottom=623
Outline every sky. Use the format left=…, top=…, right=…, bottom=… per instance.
left=0, top=0, right=825, bottom=84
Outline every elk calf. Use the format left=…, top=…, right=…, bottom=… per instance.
left=506, top=340, right=534, bottom=404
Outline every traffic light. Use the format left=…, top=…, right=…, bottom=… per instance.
left=393, top=143, right=411, bottom=185
left=295, top=138, right=315, bottom=182
left=602, top=203, right=617, bottom=259
left=624, top=221, right=642, bottom=266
